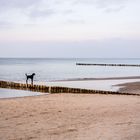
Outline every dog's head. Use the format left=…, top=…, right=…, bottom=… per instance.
left=32, top=73, right=36, bottom=76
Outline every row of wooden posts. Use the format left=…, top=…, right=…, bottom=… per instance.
left=76, top=63, right=140, bottom=67
left=0, top=80, right=139, bottom=96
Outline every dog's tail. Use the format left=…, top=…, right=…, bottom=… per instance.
left=25, top=73, right=27, bottom=77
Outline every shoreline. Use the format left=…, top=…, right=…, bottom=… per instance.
left=0, top=76, right=140, bottom=98
left=53, top=76, right=140, bottom=82
left=50, top=76, right=140, bottom=95
left=1, top=79, right=140, bottom=97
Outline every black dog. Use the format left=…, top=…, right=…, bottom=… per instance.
left=25, top=73, right=35, bottom=85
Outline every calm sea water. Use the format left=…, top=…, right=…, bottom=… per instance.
left=0, top=58, right=140, bottom=83
left=0, top=88, right=45, bottom=99
left=0, top=58, right=140, bottom=98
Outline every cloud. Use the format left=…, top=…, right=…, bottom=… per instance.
left=105, top=5, right=125, bottom=13
left=73, top=0, right=128, bottom=6
left=0, top=21, right=14, bottom=28
left=73, top=0, right=128, bottom=12
left=0, top=0, right=138, bottom=28
left=0, top=0, right=40, bottom=9
left=62, top=9, right=74, bottom=15
left=96, top=0, right=127, bottom=8
left=0, top=0, right=128, bottom=24
left=0, top=0, right=56, bottom=25
left=29, top=9, right=55, bottom=18
left=66, top=19, right=85, bottom=24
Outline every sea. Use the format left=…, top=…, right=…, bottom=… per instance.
left=0, top=58, right=140, bottom=98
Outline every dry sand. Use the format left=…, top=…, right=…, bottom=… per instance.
left=0, top=93, right=140, bottom=140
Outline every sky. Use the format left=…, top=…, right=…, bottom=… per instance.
left=0, top=0, right=140, bottom=58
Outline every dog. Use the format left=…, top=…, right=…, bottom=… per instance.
left=25, top=73, right=35, bottom=85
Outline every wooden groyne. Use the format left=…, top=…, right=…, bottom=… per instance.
left=0, top=81, right=49, bottom=93
left=76, top=63, right=140, bottom=67
left=0, top=80, right=140, bottom=96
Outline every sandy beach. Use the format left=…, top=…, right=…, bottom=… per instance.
left=0, top=0, right=140, bottom=138
left=0, top=93, right=140, bottom=140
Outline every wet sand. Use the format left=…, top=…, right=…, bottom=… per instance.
left=117, top=81, right=140, bottom=94
left=0, top=93, right=140, bottom=140
left=47, top=77, right=140, bottom=93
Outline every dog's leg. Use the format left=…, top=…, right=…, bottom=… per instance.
left=26, top=78, right=28, bottom=87
left=31, top=78, right=33, bottom=85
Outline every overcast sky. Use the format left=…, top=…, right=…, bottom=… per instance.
left=0, top=0, right=140, bottom=58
